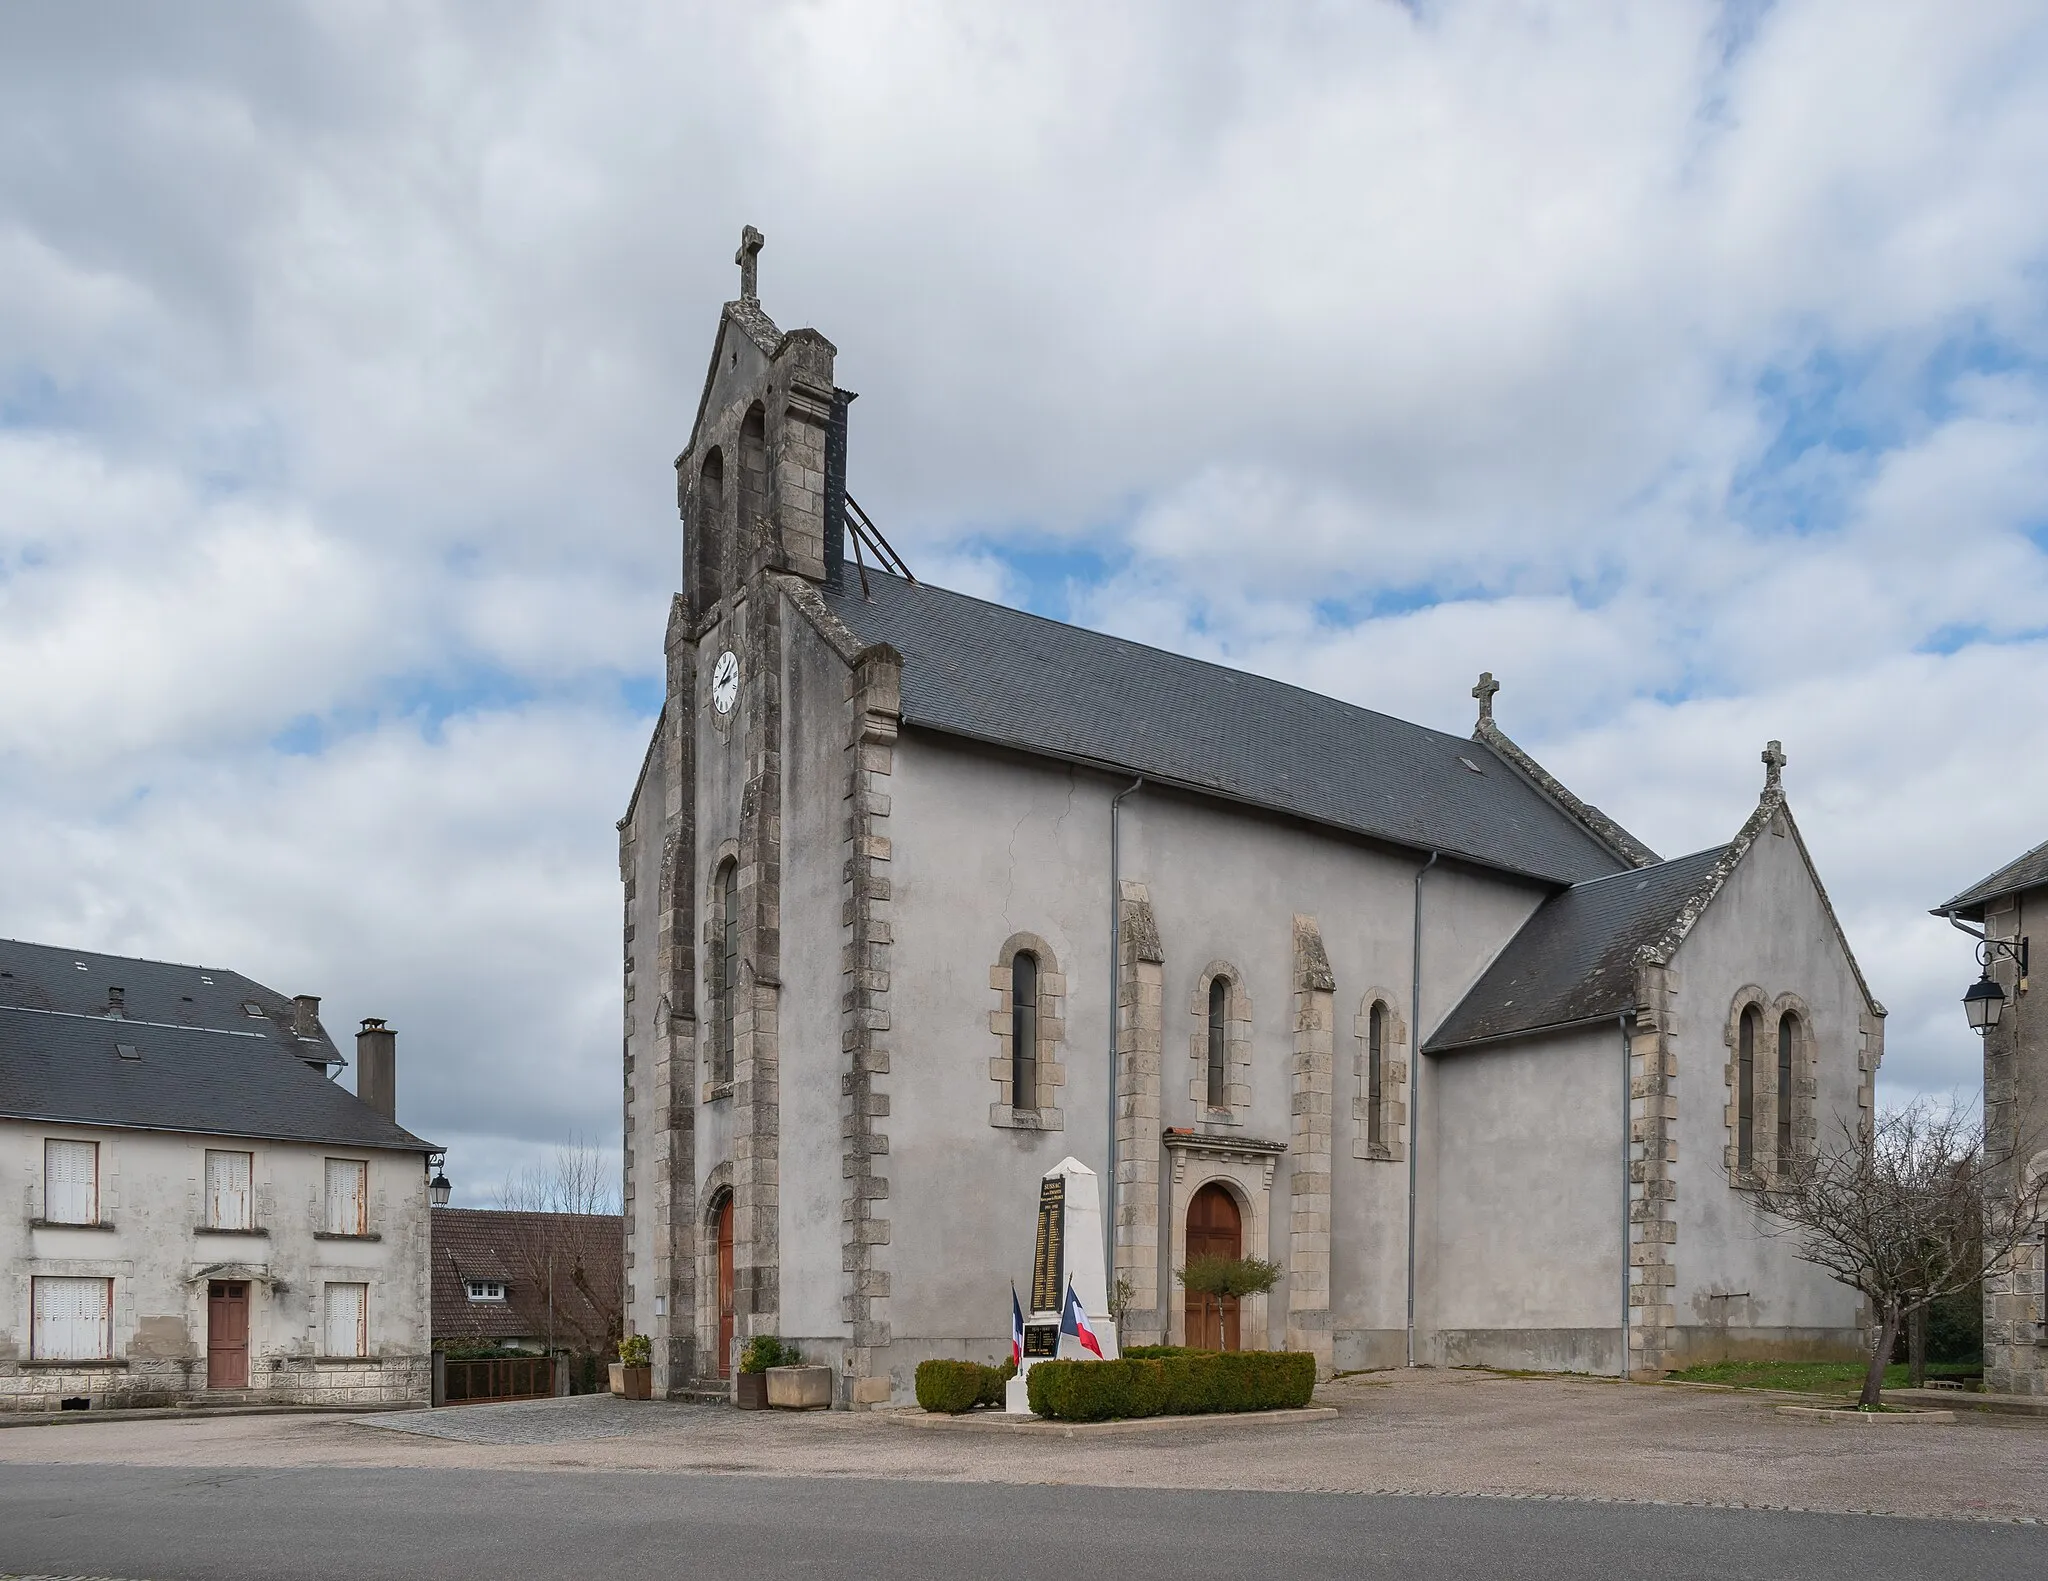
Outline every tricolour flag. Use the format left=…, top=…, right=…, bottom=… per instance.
left=1059, top=1276, right=1105, bottom=1359
left=1011, top=1283, right=1025, bottom=1367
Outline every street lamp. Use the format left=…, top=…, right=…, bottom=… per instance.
left=1955, top=931, right=2028, bottom=1038
left=1964, top=972, right=2006, bottom=1034
left=428, top=1150, right=452, bottom=1208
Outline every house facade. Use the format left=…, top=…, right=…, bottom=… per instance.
left=619, top=234, right=1882, bottom=1405
left=0, top=940, right=435, bottom=1410
left=1939, top=840, right=2048, bottom=1396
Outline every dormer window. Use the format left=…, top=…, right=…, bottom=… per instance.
left=466, top=1280, right=506, bottom=1303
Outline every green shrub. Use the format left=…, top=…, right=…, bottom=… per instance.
left=738, top=1335, right=801, bottom=1374
left=1027, top=1350, right=1314, bottom=1419
left=1026, top=1358, right=1169, bottom=1421
left=977, top=1359, right=1017, bottom=1408
left=1153, top=1350, right=1315, bottom=1414
left=914, top=1359, right=1016, bottom=1413
left=617, top=1333, right=651, bottom=1366
left=915, top=1359, right=985, bottom=1414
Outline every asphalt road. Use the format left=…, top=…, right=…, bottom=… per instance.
left=0, top=1466, right=2040, bottom=1580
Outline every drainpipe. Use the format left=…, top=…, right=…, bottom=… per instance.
left=1405, top=851, right=1438, bottom=1368
left=1620, top=1007, right=1634, bottom=1380
left=1106, top=776, right=1145, bottom=1291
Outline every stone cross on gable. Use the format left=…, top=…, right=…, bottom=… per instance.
left=1762, top=739, right=1786, bottom=791
left=736, top=225, right=764, bottom=300
left=1472, top=671, right=1500, bottom=726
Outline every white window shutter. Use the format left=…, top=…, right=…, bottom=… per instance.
left=323, top=1283, right=367, bottom=1357
left=44, top=1139, right=98, bottom=1225
left=206, top=1150, right=252, bottom=1230
left=33, top=1276, right=112, bottom=1360
left=324, top=1159, right=366, bottom=1235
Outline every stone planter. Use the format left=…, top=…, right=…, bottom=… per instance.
left=734, top=1371, right=769, bottom=1410
left=609, top=1363, right=651, bottom=1400
left=766, top=1364, right=834, bottom=1410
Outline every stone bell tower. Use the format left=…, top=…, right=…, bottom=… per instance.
left=674, top=225, right=848, bottom=621
left=627, top=227, right=857, bottom=1395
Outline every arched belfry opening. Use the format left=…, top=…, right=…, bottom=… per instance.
left=738, top=403, right=768, bottom=561
left=694, top=447, right=725, bottom=612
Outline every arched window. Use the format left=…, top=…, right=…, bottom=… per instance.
left=1737, top=1006, right=1758, bottom=1172
left=1206, top=977, right=1229, bottom=1110
left=716, top=860, right=739, bottom=1086
left=1011, top=952, right=1039, bottom=1112
left=1777, top=1013, right=1796, bottom=1171
left=695, top=448, right=725, bottom=610
left=1366, top=1002, right=1386, bottom=1148
left=738, top=403, right=768, bottom=552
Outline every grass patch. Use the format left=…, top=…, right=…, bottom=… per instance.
left=1663, top=1360, right=1979, bottom=1394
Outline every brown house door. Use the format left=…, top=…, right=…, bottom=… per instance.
left=207, top=1280, right=249, bottom=1389
left=715, top=1194, right=735, bottom=1378
left=1185, top=1184, right=1242, bottom=1352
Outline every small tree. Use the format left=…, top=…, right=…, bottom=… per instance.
left=1752, top=1098, right=2047, bottom=1409
left=1175, top=1254, right=1283, bottom=1351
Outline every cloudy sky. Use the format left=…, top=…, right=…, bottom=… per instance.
left=3, top=1, right=2043, bottom=1203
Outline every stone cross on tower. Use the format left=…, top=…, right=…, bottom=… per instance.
left=1472, top=671, right=1500, bottom=726
left=735, top=225, right=764, bottom=301
left=1762, top=739, right=1786, bottom=792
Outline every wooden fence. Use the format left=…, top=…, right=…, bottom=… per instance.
left=440, top=1354, right=556, bottom=1406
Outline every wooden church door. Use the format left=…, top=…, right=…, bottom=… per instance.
left=1185, top=1183, right=1242, bottom=1351
left=715, top=1194, right=735, bottom=1378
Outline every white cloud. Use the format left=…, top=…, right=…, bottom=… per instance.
left=0, top=0, right=2043, bottom=1174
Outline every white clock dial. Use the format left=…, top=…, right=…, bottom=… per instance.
left=711, top=649, right=741, bottom=715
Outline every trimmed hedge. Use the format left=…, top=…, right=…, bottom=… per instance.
left=978, top=1359, right=1017, bottom=1408
left=1029, top=1350, right=1316, bottom=1420
left=915, top=1358, right=1016, bottom=1414
left=1027, top=1357, right=1169, bottom=1422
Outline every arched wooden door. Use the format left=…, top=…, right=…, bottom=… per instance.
left=715, top=1193, right=735, bottom=1378
left=1185, top=1182, right=1242, bottom=1351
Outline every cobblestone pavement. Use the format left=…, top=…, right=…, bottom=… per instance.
left=1, top=1369, right=2043, bottom=1524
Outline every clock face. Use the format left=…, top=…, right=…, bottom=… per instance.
left=711, top=650, right=741, bottom=715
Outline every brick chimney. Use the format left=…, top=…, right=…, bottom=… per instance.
left=292, top=994, right=321, bottom=1037
left=106, top=986, right=125, bottom=1018
left=356, top=1018, right=397, bottom=1121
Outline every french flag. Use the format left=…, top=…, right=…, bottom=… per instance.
left=1011, top=1283, right=1025, bottom=1367
left=1059, top=1277, right=1105, bottom=1359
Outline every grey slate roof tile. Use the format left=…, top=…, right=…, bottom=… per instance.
left=1938, top=836, right=2048, bottom=919
left=820, top=572, right=1628, bottom=885
left=0, top=937, right=343, bottom=1067
left=0, top=941, right=430, bottom=1152
left=1425, top=845, right=1730, bottom=1052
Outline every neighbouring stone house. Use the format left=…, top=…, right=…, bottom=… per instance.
left=1938, top=839, right=2048, bottom=1396
left=0, top=938, right=436, bottom=1410
left=431, top=1206, right=623, bottom=1359
left=619, top=231, right=1884, bottom=1406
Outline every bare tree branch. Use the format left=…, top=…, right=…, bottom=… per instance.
left=1751, top=1096, right=2047, bottom=1409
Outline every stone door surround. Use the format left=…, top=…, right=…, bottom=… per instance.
left=1161, top=1129, right=1286, bottom=1348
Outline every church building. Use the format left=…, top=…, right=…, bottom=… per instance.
left=619, top=232, right=1884, bottom=1405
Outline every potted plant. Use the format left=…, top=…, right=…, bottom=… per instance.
left=736, top=1334, right=794, bottom=1409
left=611, top=1333, right=652, bottom=1400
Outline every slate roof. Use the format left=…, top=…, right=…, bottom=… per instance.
left=1425, top=845, right=1730, bottom=1053
left=0, top=942, right=429, bottom=1153
left=1938, top=836, right=2048, bottom=921
left=819, top=572, right=1630, bottom=886
left=431, top=1207, right=623, bottom=1348
left=0, top=938, right=344, bottom=1069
